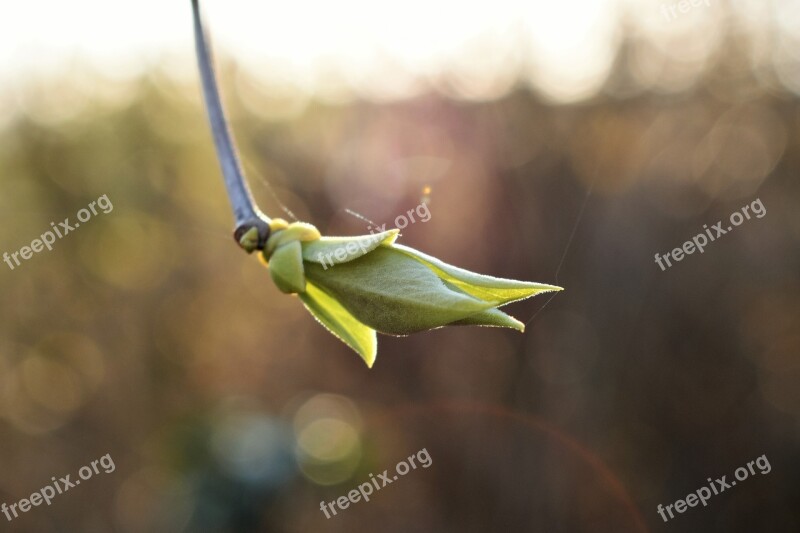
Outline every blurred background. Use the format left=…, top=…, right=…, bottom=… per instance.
left=0, top=0, right=799, bottom=531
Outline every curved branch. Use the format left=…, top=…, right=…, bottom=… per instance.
left=191, top=0, right=270, bottom=251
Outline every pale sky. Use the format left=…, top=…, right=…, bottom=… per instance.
left=0, top=0, right=798, bottom=103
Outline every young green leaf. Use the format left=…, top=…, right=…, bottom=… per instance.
left=259, top=221, right=562, bottom=367
left=268, top=240, right=306, bottom=294
left=298, top=282, right=377, bottom=367
left=304, top=246, right=496, bottom=335
left=392, top=243, right=561, bottom=304
left=302, top=230, right=399, bottom=266
left=449, top=307, right=525, bottom=331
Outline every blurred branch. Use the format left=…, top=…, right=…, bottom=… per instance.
left=191, top=0, right=270, bottom=252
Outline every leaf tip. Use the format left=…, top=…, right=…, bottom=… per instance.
left=506, top=315, right=525, bottom=332
left=359, top=343, right=377, bottom=368
left=382, top=228, right=401, bottom=245
left=542, top=284, right=564, bottom=293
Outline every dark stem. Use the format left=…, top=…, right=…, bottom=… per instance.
left=191, top=0, right=270, bottom=251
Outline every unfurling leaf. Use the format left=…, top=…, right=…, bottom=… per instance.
left=298, top=282, right=377, bottom=367
left=262, top=219, right=562, bottom=367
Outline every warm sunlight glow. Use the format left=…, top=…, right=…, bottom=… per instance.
left=0, top=0, right=798, bottom=101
